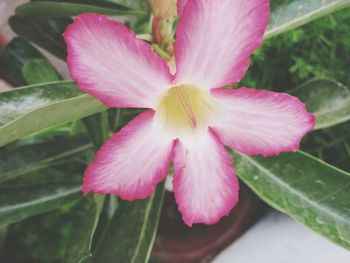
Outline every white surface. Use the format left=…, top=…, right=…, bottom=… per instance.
left=0, top=79, right=10, bottom=92
left=0, top=0, right=27, bottom=39
left=214, top=212, right=350, bottom=263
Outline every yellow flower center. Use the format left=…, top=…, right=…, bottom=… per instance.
left=158, top=85, right=215, bottom=133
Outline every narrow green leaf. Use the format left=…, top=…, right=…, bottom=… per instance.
left=63, top=195, right=105, bottom=263
left=0, top=81, right=106, bottom=147
left=0, top=181, right=81, bottom=226
left=292, top=78, right=350, bottom=129
left=0, top=224, right=7, bottom=250
left=16, top=1, right=146, bottom=17
left=83, top=111, right=110, bottom=149
left=65, top=96, right=110, bottom=263
left=23, top=59, right=61, bottom=85
left=0, top=136, right=91, bottom=182
left=91, top=182, right=165, bottom=263
left=234, top=151, right=350, bottom=250
left=265, top=0, right=350, bottom=39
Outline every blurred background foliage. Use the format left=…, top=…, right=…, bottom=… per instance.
left=241, top=8, right=350, bottom=173
left=241, top=8, right=350, bottom=90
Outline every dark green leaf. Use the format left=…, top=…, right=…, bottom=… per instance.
left=23, top=59, right=61, bottom=85
left=0, top=136, right=91, bottom=182
left=0, top=81, right=106, bottom=147
left=83, top=111, right=110, bottom=149
left=303, top=122, right=350, bottom=172
left=16, top=1, right=146, bottom=18
left=0, top=181, right=81, bottom=226
left=266, top=0, right=350, bottom=39
left=91, top=182, right=165, bottom=263
left=65, top=97, right=110, bottom=263
left=234, top=151, right=350, bottom=250
left=63, top=195, right=105, bottom=263
left=0, top=224, right=7, bottom=250
left=9, top=16, right=71, bottom=60
left=293, top=78, right=350, bottom=129
left=0, top=37, right=45, bottom=86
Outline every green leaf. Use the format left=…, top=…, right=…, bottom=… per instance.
left=83, top=111, right=110, bottom=149
left=64, top=98, right=110, bottom=263
left=292, top=78, right=350, bottom=129
left=0, top=136, right=91, bottom=182
left=0, top=37, right=46, bottom=86
left=0, top=181, right=81, bottom=226
left=302, top=122, right=350, bottom=171
left=16, top=1, right=146, bottom=17
left=0, top=224, right=7, bottom=250
left=63, top=195, right=105, bottom=263
left=0, top=38, right=86, bottom=138
left=23, top=59, right=61, bottom=85
left=9, top=16, right=71, bottom=60
left=234, top=151, right=350, bottom=250
left=266, top=0, right=350, bottom=39
left=0, top=81, right=106, bottom=147
left=91, top=182, right=165, bottom=263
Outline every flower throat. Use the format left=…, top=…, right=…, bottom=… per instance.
left=158, top=85, right=214, bottom=132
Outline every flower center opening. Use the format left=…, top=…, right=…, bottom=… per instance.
left=158, top=85, right=215, bottom=133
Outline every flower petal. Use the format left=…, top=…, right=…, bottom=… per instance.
left=64, top=14, right=172, bottom=108
left=174, top=0, right=269, bottom=89
left=211, top=87, right=315, bottom=157
left=83, top=110, right=175, bottom=200
left=173, top=130, right=239, bottom=226
left=177, top=0, right=188, bottom=16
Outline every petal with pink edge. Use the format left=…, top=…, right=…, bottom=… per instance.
left=64, top=14, right=172, bottom=109
left=174, top=0, right=269, bottom=89
left=211, top=87, right=315, bottom=157
left=173, top=131, right=239, bottom=226
left=177, top=0, right=188, bottom=16
left=83, top=110, right=175, bottom=200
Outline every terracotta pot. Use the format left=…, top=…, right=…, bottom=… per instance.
left=152, top=183, right=267, bottom=263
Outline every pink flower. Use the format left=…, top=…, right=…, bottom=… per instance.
left=64, top=0, right=314, bottom=226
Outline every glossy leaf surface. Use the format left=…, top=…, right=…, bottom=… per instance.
left=0, top=81, right=106, bottom=147
left=234, top=151, right=350, bottom=250
left=293, top=78, right=350, bottom=129
left=266, top=0, right=350, bottom=39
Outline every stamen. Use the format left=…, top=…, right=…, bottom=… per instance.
left=175, top=87, right=197, bottom=128
left=158, top=84, right=214, bottom=133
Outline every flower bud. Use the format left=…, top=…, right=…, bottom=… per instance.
left=148, top=0, right=177, bottom=18
left=148, top=0, right=178, bottom=59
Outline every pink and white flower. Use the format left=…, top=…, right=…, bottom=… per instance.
left=64, top=0, right=314, bottom=226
